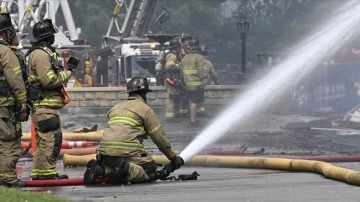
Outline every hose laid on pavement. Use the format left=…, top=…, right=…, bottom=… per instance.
left=21, top=130, right=104, bottom=141
left=63, top=154, right=360, bottom=186
left=21, top=141, right=99, bottom=149
left=24, top=177, right=109, bottom=187
left=59, top=147, right=97, bottom=157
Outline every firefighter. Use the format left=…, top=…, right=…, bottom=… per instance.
left=164, top=37, right=183, bottom=122
left=84, top=77, right=184, bottom=185
left=0, top=13, right=28, bottom=187
left=178, top=32, right=192, bottom=117
left=27, top=18, right=75, bottom=180
left=199, top=44, right=219, bottom=86
left=179, top=32, right=192, bottom=52
left=181, top=37, right=208, bottom=125
left=197, top=44, right=220, bottom=117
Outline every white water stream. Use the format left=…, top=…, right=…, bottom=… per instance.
left=180, top=1, right=360, bottom=161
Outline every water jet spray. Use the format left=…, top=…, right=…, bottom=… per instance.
left=180, top=1, right=360, bottom=162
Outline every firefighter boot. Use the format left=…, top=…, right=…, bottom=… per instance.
left=84, top=159, right=105, bottom=185
left=0, top=180, right=26, bottom=188
left=108, top=160, right=129, bottom=184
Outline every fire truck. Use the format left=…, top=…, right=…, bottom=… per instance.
left=94, top=0, right=177, bottom=86
left=1, top=0, right=94, bottom=87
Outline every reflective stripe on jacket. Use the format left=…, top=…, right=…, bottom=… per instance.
left=180, top=52, right=208, bottom=91
left=28, top=45, right=69, bottom=108
left=0, top=41, right=27, bottom=106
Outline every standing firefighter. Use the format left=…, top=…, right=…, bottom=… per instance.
left=0, top=13, right=28, bottom=187
left=181, top=37, right=208, bottom=125
left=84, top=77, right=184, bottom=185
left=27, top=18, right=77, bottom=180
left=164, top=37, right=183, bottom=122
left=179, top=32, right=192, bottom=53
left=197, top=44, right=220, bottom=117
left=178, top=32, right=192, bottom=117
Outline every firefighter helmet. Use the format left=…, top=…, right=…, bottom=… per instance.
left=126, top=77, right=152, bottom=93
left=28, top=18, right=58, bottom=43
left=0, top=13, right=14, bottom=32
left=180, top=32, right=192, bottom=43
left=168, top=37, right=181, bottom=49
left=186, top=37, right=200, bottom=51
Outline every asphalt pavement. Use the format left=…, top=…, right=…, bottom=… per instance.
left=18, top=107, right=360, bottom=201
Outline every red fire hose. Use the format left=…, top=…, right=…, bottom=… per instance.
left=21, top=140, right=99, bottom=149
left=24, top=177, right=109, bottom=187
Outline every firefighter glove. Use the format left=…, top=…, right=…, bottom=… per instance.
left=67, top=56, right=80, bottom=71
left=171, top=155, right=184, bottom=170
left=19, top=103, right=28, bottom=122
left=66, top=71, right=72, bottom=79
left=155, top=163, right=175, bottom=180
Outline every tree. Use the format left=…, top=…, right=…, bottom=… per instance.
left=62, top=0, right=353, bottom=73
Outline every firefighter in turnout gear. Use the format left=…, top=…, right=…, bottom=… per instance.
left=84, top=77, right=184, bottom=185
left=178, top=32, right=192, bottom=117
left=199, top=44, right=219, bottom=86
left=197, top=44, right=220, bottom=117
left=180, top=37, right=208, bottom=125
left=0, top=13, right=28, bottom=187
left=165, top=37, right=183, bottom=122
left=27, top=18, right=75, bottom=180
left=179, top=32, right=192, bottom=56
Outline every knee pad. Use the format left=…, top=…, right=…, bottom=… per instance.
left=52, top=130, right=62, bottom=157
left=38, top=115, right=60, bottom=133
left=108, top=159, right=129, bottom=184
left=141, top=161, right=157, bottom=174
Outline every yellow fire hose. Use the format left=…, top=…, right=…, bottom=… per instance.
left=63, top=154, right=360, bottom=186
left=21, top=130, right=104, bottom=141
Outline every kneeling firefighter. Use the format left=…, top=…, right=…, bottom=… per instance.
left=84, top=77, right=184, bottom=185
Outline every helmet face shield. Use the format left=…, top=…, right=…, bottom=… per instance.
left=126, top=77, right=152, bottom=93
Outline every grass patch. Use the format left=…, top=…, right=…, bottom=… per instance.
left=0, top=186, right=71, bottom=202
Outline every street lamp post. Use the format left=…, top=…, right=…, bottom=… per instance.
left=236, top=14, right=250, bottom=84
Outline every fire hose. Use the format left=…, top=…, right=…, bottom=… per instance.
left=24, top=177, right=109, bottom=187
left=21, top=130, right=104, bottom=141
left=21, top=154, right=360, bottom=187
left=63, top=154, right=360, bottom=186
left=21, top=141, right=98, bottom=149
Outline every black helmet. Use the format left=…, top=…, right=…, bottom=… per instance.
left=200, top=44, right=209, bottom=55
left=180, top=32, right=192, bottom=43
left=186, top=37, right=200, bottom=51
left=28, top=18, right=58, bottom=43
left=126, top=77, right=152, bottom=93
left=0, top=13, right=14, bottom=32
left=168, top=37, right=181, bottom=49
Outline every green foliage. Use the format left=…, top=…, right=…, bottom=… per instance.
left=0, top=186, right=71, bottom=202
left=65, top=0, right=354, bottom=69
left=64, top=0, right=114, bottom=50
